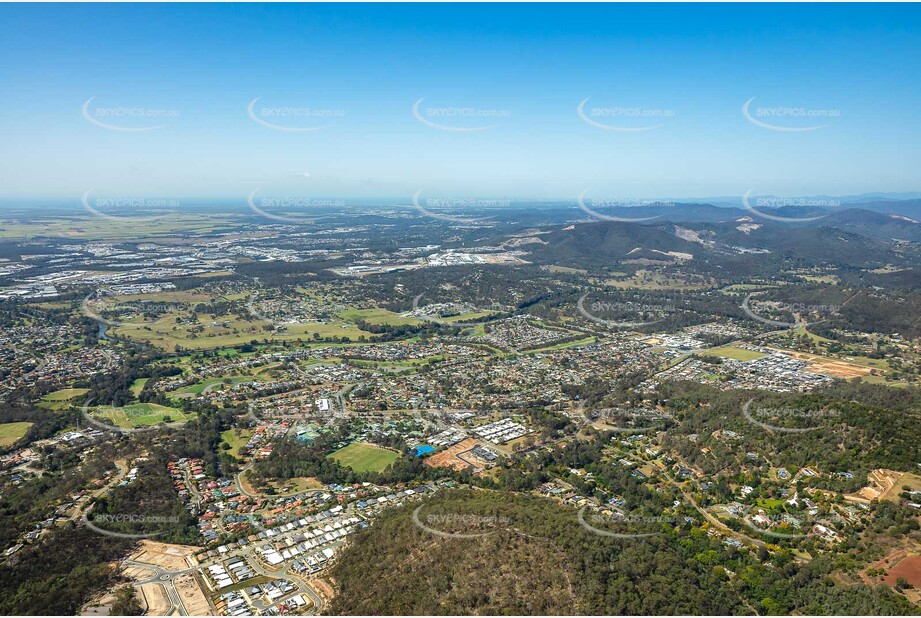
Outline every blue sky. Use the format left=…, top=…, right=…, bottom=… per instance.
left=0, top=3, right=919, bottom=203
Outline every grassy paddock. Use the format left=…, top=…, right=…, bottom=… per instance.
left=0, top=422, right=33, bottom=447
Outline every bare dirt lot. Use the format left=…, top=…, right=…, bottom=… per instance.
left=309, top=577, right=335, bottom=602
left=130, top=540, right=199, bottom=570
left=122, top=565, right=157, bottom=581
left=779, top=350, right=872, bottom=379
left=884, top=555, right=921, bottom=589
left=424, top=438, right=482, bottom=472
left=845, top=469, right=906, bottom=503
left=137, top=583, right=171, bottom=615
left=174, top=572, right=212, bottom=616
left=861, top=544, right=921, bottom=605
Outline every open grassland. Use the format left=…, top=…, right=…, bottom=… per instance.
left=0, top=422, right=33, bottom=447
left=39, top=388, right=90, bottom=410
left=601, top=270, right=715, bottom=290
left=264, top=476, right=326, bottom=494
left=801, top=274, right=840, bottom=284
left=329, top=442, right=399, bottom=473
left=220, top=428, right=253, bottom=458
left=129, top=378, right=149, bottom=397
left=108, top=290, right=213, bottom=304
left=789, top=326, right=835, bottom=344
left=112, top=313, right=371, bottom=350
left=42, top=388, right=90, bottom=402
left=544, top=265, right=588, bottom=275
left=339, top=307, right=422, bottom=326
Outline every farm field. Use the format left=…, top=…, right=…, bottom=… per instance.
left=92, top=403, right=192, bottom=428
left=0, top=422, right=33, bottom=447
left=329, top=442, right=399, bottom=473
left=0, top=214, right=233, bottom=240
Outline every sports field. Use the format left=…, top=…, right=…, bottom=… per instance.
left=0, top=422, right=33, bottom=447
left=92, top=403, right=191, bottom=428
left=329, top=442, right=399, bottom=472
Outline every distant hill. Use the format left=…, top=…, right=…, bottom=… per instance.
left=843, top=198, right=921, bottom=220
left=525, top=218, right=911, bottom=271
left=527, top=221, right=702, bottom=268
left=820, top=208, right=921, bottom=242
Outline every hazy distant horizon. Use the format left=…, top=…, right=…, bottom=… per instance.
left=2, top=3, right=920, bottom=200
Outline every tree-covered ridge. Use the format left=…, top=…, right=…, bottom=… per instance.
left=329, top=489, right=919, bottom=615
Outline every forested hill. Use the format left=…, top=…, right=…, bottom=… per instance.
left=328, top=489, right=917, bottom=615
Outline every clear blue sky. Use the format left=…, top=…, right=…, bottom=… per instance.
left=0, top=3, right=919, bottom=202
